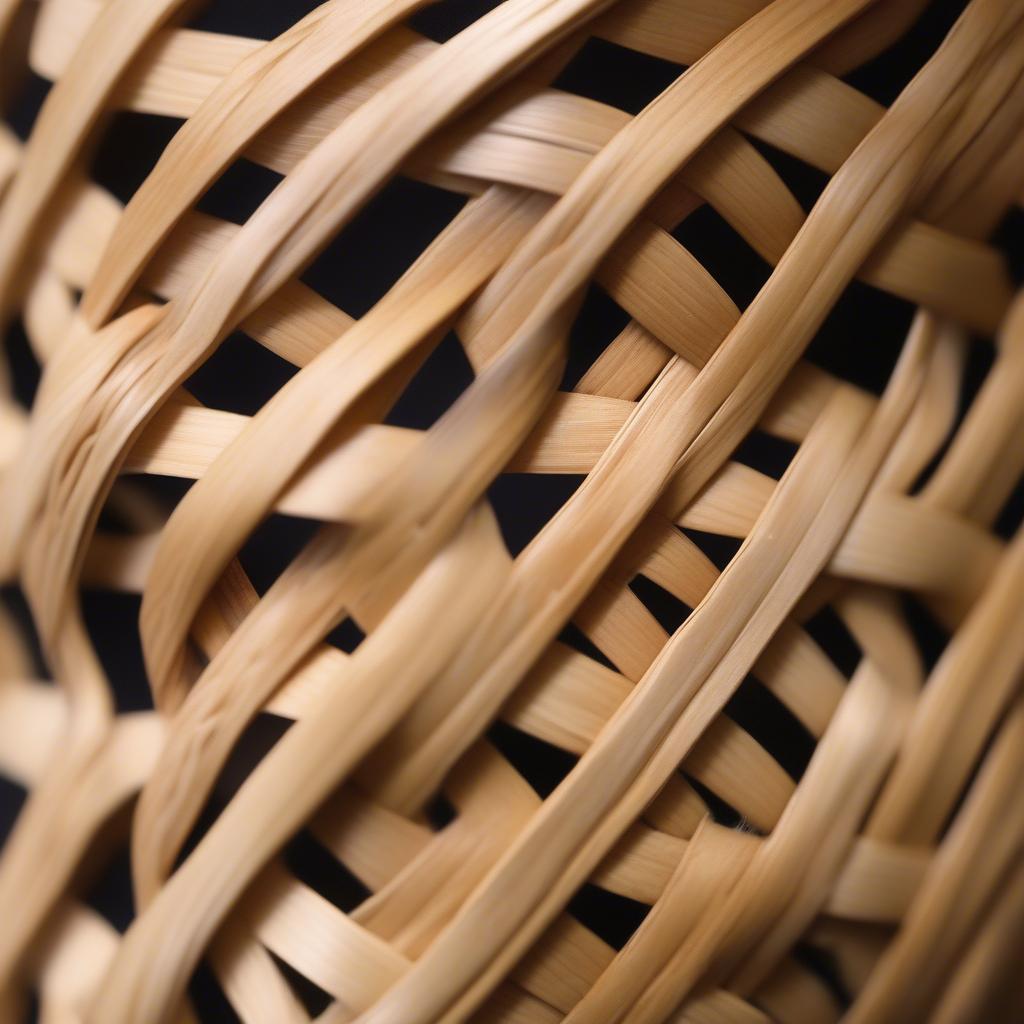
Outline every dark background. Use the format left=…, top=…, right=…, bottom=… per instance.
left=2, top=0, right=1022, bottom=1017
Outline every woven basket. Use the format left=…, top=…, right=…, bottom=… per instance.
left=1, top=0, right=1023, bottom=1020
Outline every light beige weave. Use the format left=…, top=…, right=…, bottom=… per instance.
left=0, top=0, right=1023, bottom=1021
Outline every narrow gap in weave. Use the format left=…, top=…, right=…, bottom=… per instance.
left=802, top=605, right=863, bottom=680
left=628, top=575, right=691, bottom=636
left=900, top=594, right=949, bottom=674
left=560, top=283, right=631, bottom=390
left=557, top=620, right=619, bottom=674
left=684, top=776, right=746, bottom=831
left=568, top=882, right=650, bottom=951
left=326, top=616, right=367, bottom=656
left=185, top=333, right=298, bottom=416
left=188, top=961, right=242, bottom=1024
left=92, top=112, right=183, bottom=207
left=195, top=158, right=284, bottom=227
left=83, top=841, right=135, bottom=934
left=0, top=586, right=48, bottom=680
left=285, top=829, right=372, bottom=912
left=994, top=472, right=1024, bottom=540
left=302, top=177, right=468, bottom=320
left=487, top=473, right=584, bottom=558
left=673, top=204, right=772, bottom=310
left=931, top=714, right=1005, bottom=841
left=733, top=430, right=800, bottom=481
left=842, top=0, right=970, bottom=106
left=725, top=676, right=816, bottom=782
left=385, top=330, right=476, bottom=430
left=237, top=515, right=319, bottom=597
left=792, top=942, right=852, bottom=1009
left=185, top=0, right=327, bottom=42
left=0, top=779, right=25, bottom=857
left=424, top=792, right=458, bottom=831
left=409, top=0, right=506, bottom=44
left=120, top=474, right=192, bottom=516
left=679, top=527, right=742, bottom=573
left=22, top=993, right=39, bottom=1024
left=2, top=320, right=39, bottom=409
left=805, top=280, right=916, bottom=396
left=95, top=493, right=133, bottom=536
left=552, top=37, right=684, bottom=115
left=82, top=591, right=152, bottom=712
left=747, top=136, right=829, bottom=213
left=174, top=715, right=293, bottom=871
left=3, top=71, right=49, bottom=143
left=992, top=206, right=1024, bottom=285
left=96, top=491, right=145, bottom=540
left=489, top=720, right=578, bottom=799
left=270, top=951, right=333, bottom=1017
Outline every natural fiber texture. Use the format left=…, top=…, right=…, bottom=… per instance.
left=0, top=0, right=1022, bottom=1020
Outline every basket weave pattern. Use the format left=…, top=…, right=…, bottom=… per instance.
left=1, top=0, right=1023, bottom=1021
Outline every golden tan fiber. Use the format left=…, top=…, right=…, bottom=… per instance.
left=0, top=0, right=1022, bottom=1021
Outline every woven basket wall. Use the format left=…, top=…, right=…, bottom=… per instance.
left=1, top=0, right=1023, bottom=1021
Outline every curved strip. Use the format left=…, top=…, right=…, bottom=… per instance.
left=0, top=0, right=191, bottom=317
left=82, top=0, right=432, bottom=324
